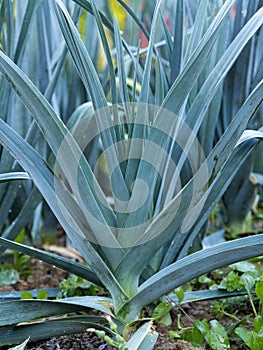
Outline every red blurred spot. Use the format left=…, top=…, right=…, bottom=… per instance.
left=165, top=14, right=172, bottom=32
left=232, top=3, right=236, bottom=18
left=139, top=30, right=149, bottom=49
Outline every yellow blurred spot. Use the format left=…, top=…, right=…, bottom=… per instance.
left=108, top=0, right=129, bottom=31
left=126, top=77, right=141, bottom=93
left=98, top=39, right=107, bottom=70
left=79, top=10, right=87, bottom=41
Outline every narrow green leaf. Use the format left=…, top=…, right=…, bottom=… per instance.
left=138, top=1, right=161, bottom=105
left=0, top=237, right=103, bottom=287
left=125, top=321, right=157, bottom=350
left=136, top=331, right=158, bottom=350
left=170, top=0, right=184, bottom=83
left=236, top=129, right=263, bottom=146
left=0, top=103, right=93, bottom=249
left=8, top=337, right=30, bottom=350
left=0, top=182, right=20, bottom=233
left=117, top=234, right=263, bottom=322
left=0, top=121, right=127, bottom=308
left=187, top=6, right=263, bottom=137
left=72, top=0, right=114, bottom=32
left=116, top=0, right=149, bottom=42
left=114, top=16, right=131, bottom=122
left=168, top=288, right=249, bottom=305
left=72, top=0, right=143, bottom=83
left=3, top=0, right=15, bottom=57
left=124, top=0, right=162, bottom=195
left=0, top=50, right=114, bottom=220
left=0, top=187, right=41, bottom=246
left=53, top=0, right=108, bottom=111
left=163, top=81, right=263, bottom=264
left=115, top=79, right=263, bottom=286
left=89, top=0, right=120, bottom=129
left=0, top=316, right=109, bottom=346
left=0, top=297, right=113, bottom=326
left=0, top=172, right=31, bottom=183
left=165, top=8, right=263, bottom=203
left=184, top=0, right=209, bottom=62
left=115, top=1, right=238, bottom=270
left=0, top=42, right=127, bottom=271
left=155, top=55, right=164, bottom=107
left=13, top=0, right=41, bottom=63
left=162, top=0, right=234, bottom=113
left=160, top=12, right=172, bottom=61
left=53, top=0, right=130, bottom=238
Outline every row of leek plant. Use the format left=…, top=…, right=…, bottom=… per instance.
left=0, top=0, right=102, bottom=249
left=117, top=0, right=263, bottom=232
left=218, top=0, right=263, bottom=229
left=0, top=0, right=263, bottom=348
left=106, top=0, right=263, bottom=236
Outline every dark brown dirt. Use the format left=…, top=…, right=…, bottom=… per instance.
left=25, top=333, right=118, bottom=350
left=0, top=258, right=69, bottom=292
left=0, top=252, right=252, bottom=349
left=0, top=257, right=194, bottom=349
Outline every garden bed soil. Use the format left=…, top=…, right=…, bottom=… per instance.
left=0, top=257, right=252, bottom=350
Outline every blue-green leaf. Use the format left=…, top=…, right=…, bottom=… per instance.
left=0, top=172, right=31, bottom=183
left=8, top=337, right=30, bottom=350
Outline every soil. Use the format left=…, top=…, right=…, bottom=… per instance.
left=0, top=256, right=253, bottom=350
left=2, top=218, right=259, bottom=350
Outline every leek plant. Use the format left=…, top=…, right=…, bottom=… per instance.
left=160, top=0, right=263, bottom=233
left=0, top=0, right=263, bottom=348
left=0, top=0, right=42, bottom=243
left=216, top=0, right=263, bottom=229
left=0, top=0, right=101, bottom=246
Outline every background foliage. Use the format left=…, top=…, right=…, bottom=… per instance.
left=0, top=0, right=262, bottom=348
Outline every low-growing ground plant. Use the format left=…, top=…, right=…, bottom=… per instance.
left=0, top=0, right=263, bottom=348
left=167, top=260, right=263, bottom=349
